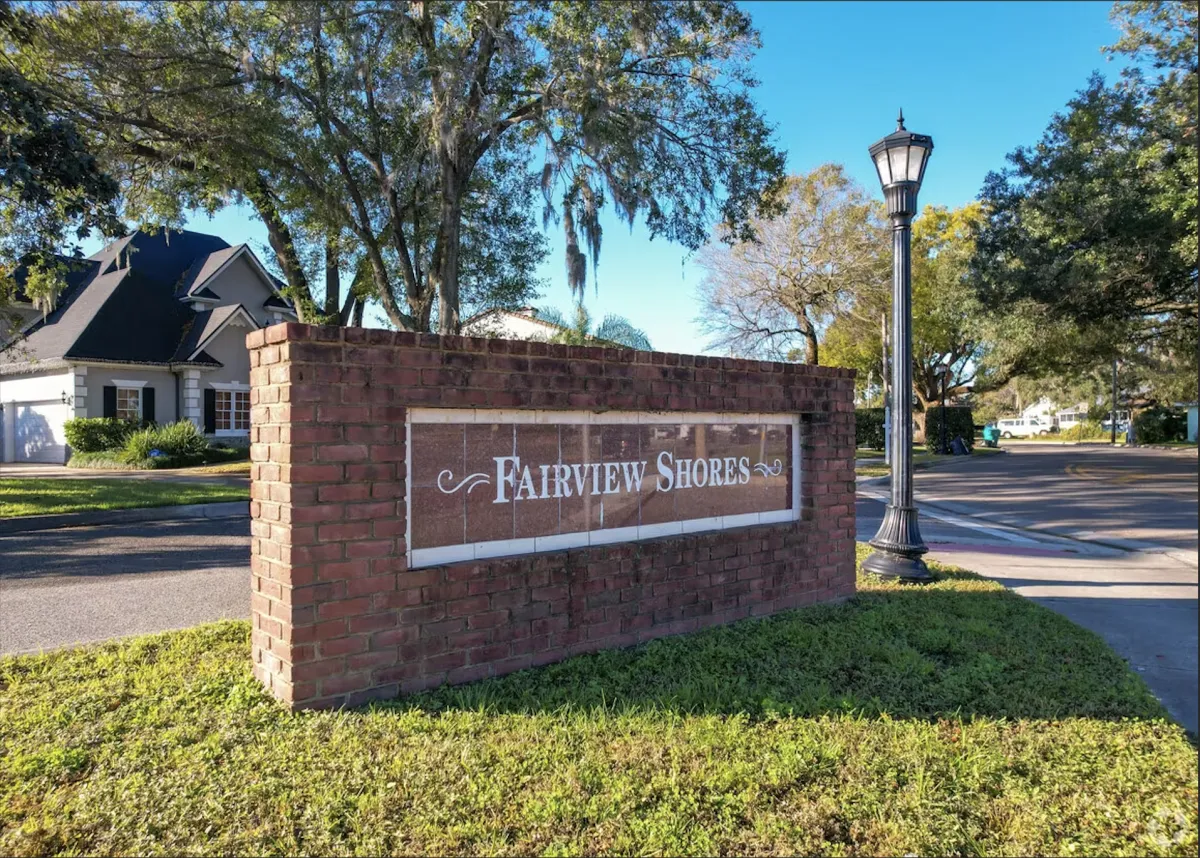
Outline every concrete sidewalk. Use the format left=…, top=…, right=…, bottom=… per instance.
left=926, top=542, right=1199, bottom=735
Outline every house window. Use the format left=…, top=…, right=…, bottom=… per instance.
left=215, top=390, right=250, bottom=433
left=116, top=387, right=141, bottom=422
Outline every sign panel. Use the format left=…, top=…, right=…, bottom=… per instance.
left=407, top=409, right=799, bottom=567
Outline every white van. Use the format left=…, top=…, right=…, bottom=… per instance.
left=995, top=417, right=1053, bottom=438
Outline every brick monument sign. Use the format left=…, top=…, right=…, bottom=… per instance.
left=247, top=323, right=856, bottom=710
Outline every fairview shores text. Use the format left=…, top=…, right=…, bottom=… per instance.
left=481, top=452, right=775, bottom=504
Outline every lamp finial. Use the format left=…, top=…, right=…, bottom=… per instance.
left=897, top=108, right=906, bottom=130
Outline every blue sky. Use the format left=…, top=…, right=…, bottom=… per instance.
left=102, top=1, right=1129, bottom=353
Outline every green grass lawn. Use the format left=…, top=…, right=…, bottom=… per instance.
left=856, top=445, right=1005, bottom=478
left=1, top=548, right=1194, bottom=856
left=0, top=478, right=249, bottom=518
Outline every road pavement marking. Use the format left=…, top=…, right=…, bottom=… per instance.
left=858, top=488, right=1044, bottom=546
left=1065, top=463, right=1196, bottom=484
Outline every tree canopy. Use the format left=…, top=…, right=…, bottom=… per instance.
left=694, top=164, right=886, bottom=364
left=971, top=0, right=1197, bottom=398
left=19, top=0, right=785, bottom=333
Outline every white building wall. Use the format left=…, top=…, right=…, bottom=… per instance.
left=462, top=311, right=561, bottom=341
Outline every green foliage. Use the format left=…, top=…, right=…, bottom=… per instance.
left=855, top=407, right=886, bottom=450
left=1134, top=406, right=1188, bottom=444
left=0, top=2, right=120, bottom=267
left=122, top=420, right=209, bottom=467
left=925, top=406, right=975, bottom=453
left=0, top=555, right=1196, bottom=855
left=542, top=303, right=652, bottom=350
left=973, top=1, right=1197, bottom=388
left=22, top=1, right=784, bottom=333
left=62, top=417, right=136, bottom=453
left=1061, top=420, right=1109, bottom=442
left=0, top=477, right=247, bottom=516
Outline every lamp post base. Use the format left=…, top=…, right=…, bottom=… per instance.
left=864, top=503, right=933, bottom=582
left=862, top=548, right=932, bottom=582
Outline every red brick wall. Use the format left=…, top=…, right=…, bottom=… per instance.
left=247, top=323, right=857, bottom=710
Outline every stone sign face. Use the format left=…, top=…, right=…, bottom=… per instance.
left=407, top=409, right=799, bottom=567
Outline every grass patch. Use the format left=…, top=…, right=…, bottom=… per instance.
left=67, top=446, right=250, bottom=472
left=856, top=446, right=1005, bottom=478
left=0, top=549, right=1194, bottom=855
left=0, top=478, right=249, bottom=518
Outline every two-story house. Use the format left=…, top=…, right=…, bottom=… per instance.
left=0, top=229, right=296, bottom=463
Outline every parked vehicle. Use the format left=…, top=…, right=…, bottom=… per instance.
left=995, top=417, right=1054, bottom=438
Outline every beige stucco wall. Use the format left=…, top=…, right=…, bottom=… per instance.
left=198, top=324, right=252, bottom=383
left=81, top=366, right=178, bottom=423
left=205, top=255, right=276, bottom=325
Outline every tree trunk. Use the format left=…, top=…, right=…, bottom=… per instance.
left=323, top=240, right=340, bottom=319
left=245, top=175, right=314, bottom=321
left=434, top=182, right=464, bottom=335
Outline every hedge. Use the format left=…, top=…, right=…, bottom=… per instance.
left=1133, top=406, right=1188, bottom=444
left=855, top=408, right=886, bottom=450
left=925, top=406, right=975, bottom=453
left=62, top=417, right=139, bottom=453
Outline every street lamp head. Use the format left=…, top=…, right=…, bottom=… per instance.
left=869, top=109, right=933, bottom=218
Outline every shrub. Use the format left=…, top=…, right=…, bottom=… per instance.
left=1133, top=406, right=1187, bottom=444
left=924, top=406, right=974, bottom=453
left=855, top=408, right=886, bottom=449
left=122, top=421, right=209, bottom=467
left=1061, top=420, right=1108, bottom=441
left=63, top=417, right=136, bottom=453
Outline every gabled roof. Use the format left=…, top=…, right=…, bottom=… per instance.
left=174, top=244, right=244, bottom=298
left=1, top=228, right=271, bottom=371
left=171, top=304, right=258, bottom=362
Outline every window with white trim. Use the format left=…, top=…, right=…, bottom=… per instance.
left=215, top=390, right=250, bottom=432
left=116, top=388, right=141, bottom=422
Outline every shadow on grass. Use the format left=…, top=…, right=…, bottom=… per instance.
left=381, top=564, right=1169, bottom=725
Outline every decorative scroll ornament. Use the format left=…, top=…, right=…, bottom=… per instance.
left=437, top=470, right=491, bottom=494
left=753, top=459, right=784, bottom=477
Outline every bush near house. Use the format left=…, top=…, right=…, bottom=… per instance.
left=855, top=407, right=886, bottom=449
left=1134, top=406, right=1188, bottom=444
left=62, top=417, right=138, bottom=453
left=1061, top=419, right=1108, bottom=441
left=64, top=418, right=249, bottom=470
left=122, top=421, right=210, bottom=467
left=924, top=406, right=975, bottom=453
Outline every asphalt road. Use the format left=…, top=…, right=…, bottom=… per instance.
left=0, top=518, right=249, bottom=655
left=905, top=443, right=1198, bottom=556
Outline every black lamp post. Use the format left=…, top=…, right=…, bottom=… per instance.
left=939, top=363, right=951, bottom=454
left=862, top=110, right=934, bottom=583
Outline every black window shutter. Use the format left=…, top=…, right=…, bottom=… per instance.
left=102, top=386, right=117, bottom=418
left=203, top=388, right=216, bottom=433
left=142, top=387, right=156, bottom=424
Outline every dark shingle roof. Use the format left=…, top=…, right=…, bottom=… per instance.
left=2, top=229, right=261, bottom=369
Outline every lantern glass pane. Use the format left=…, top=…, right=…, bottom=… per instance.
left=906, top=145, right=928, bottom=182
left=873, top=149, right=892, bottom=186
left=888, top=148, right=907, bottom=184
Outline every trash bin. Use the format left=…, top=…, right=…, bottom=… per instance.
left=982, top=424, right=1000, bottom=448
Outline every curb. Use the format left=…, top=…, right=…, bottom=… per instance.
left=0, top=501, right=249, bottom=535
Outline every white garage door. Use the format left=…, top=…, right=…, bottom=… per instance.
left=15, top=400, right=68, bottom=463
